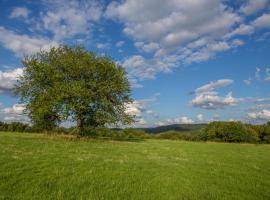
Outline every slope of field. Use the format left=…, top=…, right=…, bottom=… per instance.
left=0, top=132, right=269, bottom=200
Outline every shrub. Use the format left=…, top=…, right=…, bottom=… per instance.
left=202, top=122, right=259, bottom=143
left=76, top=127, right=149, bottom=140
left=253, top=123, right=270, bottom=143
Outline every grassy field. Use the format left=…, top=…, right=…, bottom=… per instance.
left=0, top=132, right=270, bottom=200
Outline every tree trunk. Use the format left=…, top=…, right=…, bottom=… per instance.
left=76, top=117, right=84, bottom=137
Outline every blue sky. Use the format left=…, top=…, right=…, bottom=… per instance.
left=0, top=0, right=270, bottom=126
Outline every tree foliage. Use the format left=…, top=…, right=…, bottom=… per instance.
left=201, top=121, right=259, bottom=143
left=15, top=45, right=134, bottom=135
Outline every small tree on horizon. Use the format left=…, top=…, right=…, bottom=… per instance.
left=15, top=45, right=134, bottom=135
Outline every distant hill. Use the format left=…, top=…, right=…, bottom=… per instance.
left=139, top=124, right=207, bottom=134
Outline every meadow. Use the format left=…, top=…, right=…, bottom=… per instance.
left=0, top=132, right=270, bottom=200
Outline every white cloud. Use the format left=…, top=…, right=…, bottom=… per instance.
left=135, top=42, right=160, bottom=53
left=122, top=39, right=243, bottom=85
left=2, top=104, right=25, bottom=115
left=9, top=7, right=30, bottom=19
left=187, top=38, right=208, bottom=49
left=106, top=0, right=240, bottom=45
left=240, top=0, right=269, bottom=15
left=105, top=1, right=263, bottom=84
left=244, top=67, right=270, bottom=84
left=192, top=92, right=239, bottom=110
left=156, top=116, right=194, bottom=126
left=42, top=0, right=103, bottom=40
left=225, top=24, right=254, bottom=38
left=0, top=27, right=58, bottom=57
left=249, top=103, right=270, bottom=110
left=248, top=109, right=270, bottom=121
left=252, top=13, right=270, bottom=28
left=184, top=40, right=244, bottom=63
left=194, top=79, right=234, bottom=95
left=116, top=41, right=125, bottom=47
left=191, top=79, right=239, bottom=110
left=265, top=68, right=270, bottom=81
left=0, top=103, right=28, bottom=123
left=128, top=78, right=143, bottom=88
left=123, top=55, right=176, bottom=81
left=197, top=114, right=203, bottom=121
left=106, top=0, right=241, bottom=62
left=96, top=43, right=109, bottom=49
left=125, top=101, right=145, bottom=117
left=124, top=95, right=159, bottom=126
left=0, top=68, right=23, bottom=93
left=174, top=117, right=194, bottom=124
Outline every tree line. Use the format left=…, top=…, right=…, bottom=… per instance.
left=1, top=121, right=270, bottom=143
left=157, top=121, right=270, bottom=143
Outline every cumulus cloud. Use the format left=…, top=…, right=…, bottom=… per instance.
left=248, top=110, right=270, bottom=121
left=225, top=24, right=255, bottom=38
left=2, top=104, right=25, bottom=115
left=156, top=116, right=194, bottom=126
left=106, top=0, right=242, bottom=62
left=122, top=55, right=177, bottom=81
left=125, top=94, right=159, bottom=126
left=106, top=0, right=240, bottom=45
left=191, top=79, right=239, bottom=110
left=9, top=7, right=30, bottom=19
left=125, top=101, right=146, bottom=117
left=105, top=0, right=244, bottom=60
left=194, top=79, right=234, bottom=95
left=0, top=68, right=23, bottom=93
left=173, top=117, right=194, bottom=124
left=0, top=27, right=58, bottom=57
left=0, top=103, right=28, bottom=123
left=135, top=42, right=160, bottom=53
left=106, top=0, right=268, bottom=84
left=192, top=92, right=239, bottom=110
left=41, top=0, right=102, bottom=41
left=184, top=39, right=244, bottom=63
left=240, top=0, right=269, bottom=15
left=252, top=13, right=270, bottom=28
left=0, top=1, right=103, bottom=58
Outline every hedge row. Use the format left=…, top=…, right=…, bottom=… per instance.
left=1, top=121, right=270, bottom=143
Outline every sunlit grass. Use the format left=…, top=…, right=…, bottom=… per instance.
left=0, top=132, right=270, bottom=200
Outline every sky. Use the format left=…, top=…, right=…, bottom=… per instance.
left=0, top=0, right=270, bottom=127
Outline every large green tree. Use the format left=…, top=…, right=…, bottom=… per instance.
left=16, top=45, right=134, bottom=135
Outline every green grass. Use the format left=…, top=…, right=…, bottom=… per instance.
left=0, top=132, right=270, bottom=200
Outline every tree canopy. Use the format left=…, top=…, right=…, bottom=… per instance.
left=16, top=45, right=134, bottom=135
